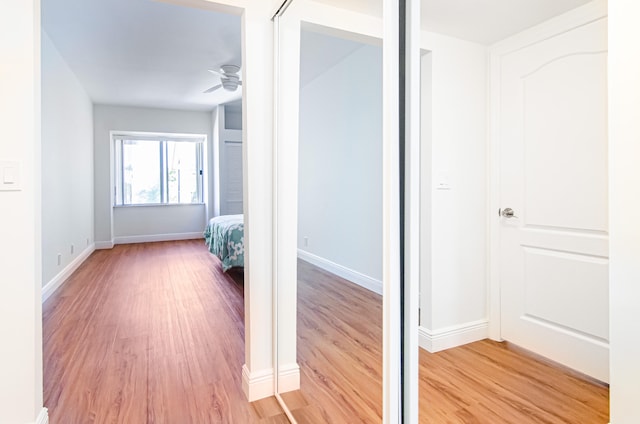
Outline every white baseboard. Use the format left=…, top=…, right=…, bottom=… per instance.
left=242, top=365, right=274, bottom=402
left=42, top=244, right=95, bottom=302
left=113, top=232, right=203, bottom=245
left=278, top=362, right=300, bottom=394
left=297, top=249, right=382, bottom=295
left=35, top=408, right=49, bottom=424
left=94, top=240, right=114, bottom=250
left=419, top=320, right=489, bottom=353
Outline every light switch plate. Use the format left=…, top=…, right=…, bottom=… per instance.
left=436, top=173, right=451, bottom=190
left=0, top=161, right=21, bottom=191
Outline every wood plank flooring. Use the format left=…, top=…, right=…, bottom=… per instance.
left=281, top=260, right=383, bottom=422
left=285, top=259, right=609, bottom=423
left=43, top=240, right=284, bottom=423
left=418, top=341, right=609, bottom=423
left=44, top=241, right=609, bottom=423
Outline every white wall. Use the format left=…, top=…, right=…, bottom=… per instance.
left=240, top=1, right=279, bottom=400
left=113, top=205, right=206, bottom=241
left=419, top=32, right=488, bottom=350
left=419, top=51, right=433, bottom=328
left=93, top=105, right=212, bottom=243
left=297, top=42, right=383, bottom=287
left=41, top=31, right=94, bottom=287
left=0, top=0, right=44, bottom=422
left=609, top=1, right=640, bottom=422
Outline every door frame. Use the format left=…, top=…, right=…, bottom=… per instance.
left=487, top=0, right=609, bottom=341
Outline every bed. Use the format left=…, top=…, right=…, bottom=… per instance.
left=203, top=214, right=244, bottom=271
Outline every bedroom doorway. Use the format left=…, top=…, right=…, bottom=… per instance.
left=39, top=0, right=279, bottom=420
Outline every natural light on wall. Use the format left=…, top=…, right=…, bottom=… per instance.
left=112, top=132, right=205, bottom=206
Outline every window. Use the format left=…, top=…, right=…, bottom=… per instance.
left=113, top=133, right=205, bottom=206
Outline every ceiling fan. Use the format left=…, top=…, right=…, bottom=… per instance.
left=204, top=64, right=242, bottom=93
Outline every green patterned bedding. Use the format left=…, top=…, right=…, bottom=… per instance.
left=203, top=214, right=244, bottom=271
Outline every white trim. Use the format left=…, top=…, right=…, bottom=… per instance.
left=277, top=362, right=300, bottom=394
left=113, top=232, right=203, bottom=245
left=110, top=130, right=207, bottom=143
left=489, top=0, right=608, bottom=55
left=35, top=408, right=49, bottom=424
left=418, top=320, right=489, bottom=353
left=241, top=365, right=274, bottom=402
left=487, top=0, right=608, bottom=341
left=42, top=244, right=95, bottom=302
left=404, top=0, right=421, bottom=421
left=382, top=0, right=402, bottom=421
left=94, top=240, right=115, bottom=250
left=487, top=38, right=503, bottom=341
left=297, top=249, right=383, bottom=295
left=111, top=131, right=208, bottom=207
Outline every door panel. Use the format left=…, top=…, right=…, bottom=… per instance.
left=522, top=247, right=609, bottom=339
left=522, top=53, right=608, bottom=232
left=499, top=17, right=609, bottom=382
left=220, top=140, right=243, bottom=215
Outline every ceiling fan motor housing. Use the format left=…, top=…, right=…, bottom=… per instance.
left=220, top=64, right=240, bottom=74
left=204, top=64, right=241, bottom=93
left=221, top=74, right=240, bottom=91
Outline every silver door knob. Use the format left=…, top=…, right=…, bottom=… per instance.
left=501, top=208, right=518, bottom=218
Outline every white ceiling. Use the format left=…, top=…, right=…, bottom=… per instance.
left=312, top=0, right=593, bottom=45
left=42, top=0, right=595, bottom=112
left=42, top=0, right=242, bottom=112
left=422, top=0, right=593, bottom=44
left=300, top=30, right=366, bottom=87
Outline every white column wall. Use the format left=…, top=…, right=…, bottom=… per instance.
left=0, top=0, right=44, bottom=422
left=238, top=0, right=278, bottom=401
left=419, top=31, right=488, bottom=352
left=609, top=1, right=640, bottom=422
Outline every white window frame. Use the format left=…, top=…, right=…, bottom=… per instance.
left=111, top=131, right=206, bottom=207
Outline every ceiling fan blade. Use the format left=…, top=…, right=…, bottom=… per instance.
left=203, top=84, right=222, bottom=93
left=208, top=69, right=224, bottom=77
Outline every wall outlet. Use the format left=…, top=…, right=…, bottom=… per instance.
left=57, top=254, right=62, bottom=266
left=303, top=237, right=309, bottom=247
left=86, top=238, right=90, bottom=246
left=70, top=244, right=74, bottom=254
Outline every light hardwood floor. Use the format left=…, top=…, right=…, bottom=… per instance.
left=418, top=341, right=609, bottom=423
left=43, top=240, right=286, bottom=423
left=280, top=259, right=383, bottom=422
left=285, top=259, right=609, bottom=424
left=43, top=240, right=608, bottom=423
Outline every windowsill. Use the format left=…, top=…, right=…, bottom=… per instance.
left=113, top=203, right=206, bottom=208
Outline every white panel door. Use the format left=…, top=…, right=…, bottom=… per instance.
left=220, top=140, right=243, bottom=215
left=499, top=17, right=609, bottom=382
